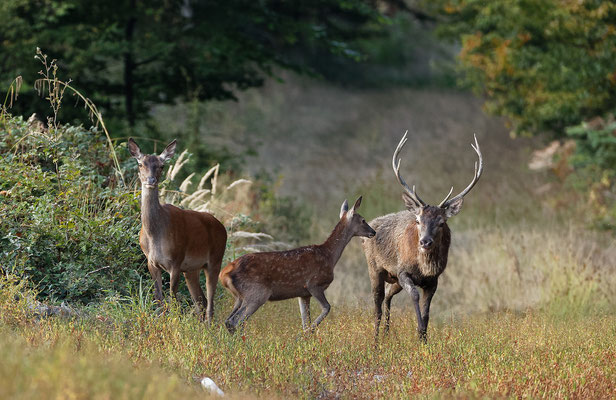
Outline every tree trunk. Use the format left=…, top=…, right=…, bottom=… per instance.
left=124, top=0, right=136, bottom=128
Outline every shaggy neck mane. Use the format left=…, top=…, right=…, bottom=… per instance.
left=418, top=248, right=443, bottom=277
left=417, top=225, right=450, bottom=277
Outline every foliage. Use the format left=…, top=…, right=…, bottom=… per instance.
left=429, top=0, right=616, bottom=231
left=1, top=0, right=384, bottom=129
left=0, top=115, right=146, bottom=302
left=566, top=115, right=616, bottom=173
left=431, top=0, right=616, bottom=137
left=303, top=12, right=457, bottom=88
left=565, top=115, right=616, bottom=229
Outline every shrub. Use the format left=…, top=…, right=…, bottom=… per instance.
left=0, top=115, right=146, bottom=302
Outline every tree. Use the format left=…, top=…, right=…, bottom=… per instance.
left=430, top=0, right=616, bottom=137
left=430, top=0, right=616, bottom=229
left=1, top=0, right=384, bottom=129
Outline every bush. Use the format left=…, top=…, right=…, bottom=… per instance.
left=565, top=115, right=616, bottom=231
left=0, top=115, right=146, bottom=303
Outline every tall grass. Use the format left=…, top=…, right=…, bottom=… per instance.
left=0, top=273, right=614, bottom=399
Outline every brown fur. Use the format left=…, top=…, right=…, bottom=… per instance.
left=220, top=197, right=375, bottom=333
left=367, top=132, right=481, bottom=342
left=129, top=138, right=227, bottom=323
left=362, top=206, right=453, bottom=342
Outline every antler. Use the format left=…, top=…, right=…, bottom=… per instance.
left=439, top=134, right=483, bottom=208
left=392, top=131, right=426, bottom=208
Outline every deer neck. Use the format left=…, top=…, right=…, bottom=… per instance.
left=417, top=225, right=451, bottom=277
left=322, top=219, right=354, bottom=267
left=140, top=185, right=168, bottom=235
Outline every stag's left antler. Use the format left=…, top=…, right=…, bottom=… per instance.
left=438, top=134, right=483, bottom=208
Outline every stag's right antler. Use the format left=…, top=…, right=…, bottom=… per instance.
left=438, top=134, right=483, bottom=208
left=392, top=130, right=427, bottom=208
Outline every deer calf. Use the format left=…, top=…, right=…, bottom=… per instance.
left=128, top=138, right=227, bottom=323
left=220, top=197, right=375, bottom=333
left=362, top=131, right=483, bottom=342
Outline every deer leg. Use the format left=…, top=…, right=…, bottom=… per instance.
left=227, top=298, right=243, bottom=321
left=383, top=282, right=402, bottom=334
left=204, top=264, right=220, bottom=324
left=228, top=299, right=267, bottom=332
left=169, top=269, right=181, bottom=302
left=225, top=290, right=270, bottom=333
left=184, top=270, right=207, bottom=321
left=225, top=304, right=246, bottom=334
left=307, top=288, right=331, bottom=331
left=224, top=299, right=244, bottom=333
left=398, top=272, right=426, bottom=343
left=419, top=282, right=438, bottom=341
left=298, top=296, right=312, bottom=331
left=147, top=262, right=164, bottom=304
left=370, top=271, right=385, bottom=340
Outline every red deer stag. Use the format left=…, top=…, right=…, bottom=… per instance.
left=220, top=197, right=375, bottom=333
left=128, top=138, right=227, bottom=323
left=362, top=131, right=483, bottom=342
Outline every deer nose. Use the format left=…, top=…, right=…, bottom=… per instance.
left=420, top=238, right=433, bottom=248
left=146, top=177, right=156, bottom=186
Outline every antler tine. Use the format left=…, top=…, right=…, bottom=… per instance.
left=441, top=134, right=483, bottom=208
left=392, top=130, right=426, bottom=207
left=437, top=186, right=454, bottom=208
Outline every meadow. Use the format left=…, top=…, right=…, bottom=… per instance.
left=1, top=74, right=616, bottom=399
left=1, top=276, right=615, bottom=399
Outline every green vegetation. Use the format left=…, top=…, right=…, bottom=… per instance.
left=0, top=115, right=144, bottom=302
left=1, top=0, right=384, bottom=129
left=430, top=0, right=616, bottom=231
left=432, top=0, right=616, bottom=137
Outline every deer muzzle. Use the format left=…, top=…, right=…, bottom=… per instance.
left=419, top=237, right=434, bottom=250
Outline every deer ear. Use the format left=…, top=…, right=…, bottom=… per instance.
left=159, top=139, right=177, bottom=162
left=339, top=199, right=349, bottom=219
left=402, top=192, right=421, bottom=212
left=347, top=196, right=362, bottom=219
left=351, top=196, right=362, bottom=213
left=444, top=197, right=463, bottom=218
left=127, top=138, right=143, bottom=160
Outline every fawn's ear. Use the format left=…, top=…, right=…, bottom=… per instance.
left=159, top=139, right=177, bottom=162
left=444, top=197, right=463, bottom=218
left=349, top=196, right=362, bottom=217
left=127, top=138, right=143, bottom=160
left=339, top=199, right=349, bottom=219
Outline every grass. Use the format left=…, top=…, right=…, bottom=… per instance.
left=1, top=274, right=615, bottom=399
left=0, top=330, right=206, bottom=400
